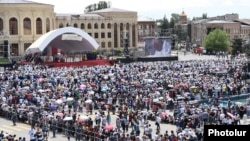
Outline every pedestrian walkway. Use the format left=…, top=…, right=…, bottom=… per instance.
left=0, top=122, right=31, bottom=134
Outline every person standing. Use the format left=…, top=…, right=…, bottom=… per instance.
left=28, top=127, right=36, bottom=141
left=11, top=110, right=17, bottom=126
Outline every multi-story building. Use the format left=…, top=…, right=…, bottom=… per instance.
left=190, top=14, right=250, bottom=46
left=0, top=0, right=138, bottom=57
left=137, top=16, right=156, bottom=47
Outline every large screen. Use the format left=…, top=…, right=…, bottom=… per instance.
left=145, top=38, right=172, bottom=56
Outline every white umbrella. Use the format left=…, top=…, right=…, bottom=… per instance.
left=79, top=115, right=89, bottom=121
left=153, top=98, right=159, bottom=102
left=67, top=97, right=74, bottom=101
left=88, top=90, right=95, bottom=95
left=56, top=99, right=63, bottom=104
left=38, top=89, right=45, bottom=93
left=63, top=116, right=73, bottom=121
left=85, top=99, right=93, bottom=104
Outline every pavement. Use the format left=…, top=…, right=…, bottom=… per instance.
left=0, top=109, right=177, bottom=140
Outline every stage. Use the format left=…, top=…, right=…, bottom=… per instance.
left=116, top=55, right=178, bottom=63
left=137, top=55, right=178, bottom=62
left=36, top=59, right=114, bottom=67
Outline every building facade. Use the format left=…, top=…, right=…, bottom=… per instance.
left=137, top=16, right=156, bottom=47
left=190, top=14, right=250, bottom=46
left=0, top=0, right=138, bottom=56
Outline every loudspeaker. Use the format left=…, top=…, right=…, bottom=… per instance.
left=3, top=40, right=8, bottom=58
left=3, top=40, right=8, bottom=52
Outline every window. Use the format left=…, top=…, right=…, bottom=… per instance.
left=46, top=18, right=50, bottom=32
left=24, top=43, right=31, bottom=52
left=36, top=18, right=42, bottom=34
left=101, top=32, right=105, bottom=38
left=101, top=42, right=105, bottom=48
left=10, top=43, right=19, bottom=56
left=23, top=17, right=31, bottom=35
left=108, top=42, right=112, bottom=48
left=94, top=23, right=98, bottom=29
left=0, top=18, right=3, bottom=31
left=94, top=33, right=98, bottom=38
left=107, top=23, right=111, bottom=29
left=80, top=23, right=84, bottom=29
left=108, top=32, right=111, bottom=38
left=88, top=33, right=92, bottom=36
left=59, top=23, right=64, bottom=28
left=101, top=23, right=105, bottom=29
left=9, top=17, right=18, bottom=35
left=74, top=23, right=78, bottom=28
left=87, top=23, right=91, bottom=29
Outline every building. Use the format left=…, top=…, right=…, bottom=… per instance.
left=0, top=0, right=138, bottom=57
left=190, top=14, right=250, bottom=46
left=137, top=16, right=156, bottom=47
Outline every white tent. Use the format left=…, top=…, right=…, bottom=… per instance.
left=25, top=27, right=99, bottom=54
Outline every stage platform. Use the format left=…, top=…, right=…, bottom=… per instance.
left=116, top=56, right=178, bottom=63
left=137, top=56, right=178, bottom=62
left=37, top=59, right=114, bottom=67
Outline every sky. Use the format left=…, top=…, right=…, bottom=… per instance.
left=31, top=0, right=250, bottom=20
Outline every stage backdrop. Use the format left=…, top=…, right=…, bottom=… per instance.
left=145, top=38, right=172, bottom=56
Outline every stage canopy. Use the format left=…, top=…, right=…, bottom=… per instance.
left=25, top=27, right=99, bottom=54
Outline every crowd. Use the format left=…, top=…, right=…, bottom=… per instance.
left=0, top=54, right=250, bottom=141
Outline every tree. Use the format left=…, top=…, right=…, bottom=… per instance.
left=84, top=1, right=110, bottom=13
left=204, top=29, right=230, bottom=52
left=202, top=13, right=207, bottom=19
left=231, top=38, right=243, bottom=56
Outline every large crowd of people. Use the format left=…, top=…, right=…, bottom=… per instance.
left=0, top=54, right=250, bottom=141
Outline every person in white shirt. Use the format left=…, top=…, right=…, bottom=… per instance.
left=151, top=38, right=171, bottom=55
left=28, top=127, right=36, bottom=141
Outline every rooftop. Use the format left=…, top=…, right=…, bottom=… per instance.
left=0, top=0, right=37, bottom=3
left=138, top=15, right=155, bottom=22
left=88, top=7, right=136, bottom=13
left=207, top=20, right=236, bottom=24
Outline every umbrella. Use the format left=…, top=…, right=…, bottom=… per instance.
left=55, top=112, right=63, bottom=117
left=63, top=116, right=73, bottom=121
left=90, top=83, right=96, bottom=87
left=79, top=84, right=86, bottom=90
left=168, top=85, right=174, bottom=87
left=104, top=125, right=114, bottom=131
left=88, top=91, right=95, bottom=95
left=153, top=98, right=159, bottom=102
left=56, top=99, right=63, bottom=104
left=85, top=99, right=93, bottom=104
left=67, top=97, right=74, bottom=101
left=160, top=112, right=168, bottom=118
left=190, top=86, right=197, bottom=89
left=76, top=116, right=89, bottom=123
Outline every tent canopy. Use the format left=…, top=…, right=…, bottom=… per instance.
left=25, top=27, right=99, bottom=54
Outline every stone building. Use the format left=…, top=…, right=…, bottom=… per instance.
left=0, top=0, right=138, bottom=57
left=137, top=16, right=156, bottom=47
left=190, top=14, right=250, bottom=46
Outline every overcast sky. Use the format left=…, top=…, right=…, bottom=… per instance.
left=32, top=0, right=250, bottom=20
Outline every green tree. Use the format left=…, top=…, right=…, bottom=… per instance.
left=84, top=1, right=110, bottom=12
left=202, top=13, right=207, bottom=19
left=231, top=38, right=243, bottom=56
left=204, top=29, right=230, bottom=52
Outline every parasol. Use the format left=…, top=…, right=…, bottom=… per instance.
left=63, top=116, right=73, bottom=121
left=104, top=125, right=114, bottom=131
left=85, top=99, right=93, bottom=104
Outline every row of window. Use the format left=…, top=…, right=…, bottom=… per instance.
left=0, top=17, right=50, bottom=35
left=89, top=32, right=112, bottom=39
left=59, top=22, right=112, bottom=29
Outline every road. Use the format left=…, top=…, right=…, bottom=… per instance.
left=0, top=109, right=177, bottom=140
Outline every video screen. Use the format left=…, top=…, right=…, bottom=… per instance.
left=145, top=38, right=172, bottom=56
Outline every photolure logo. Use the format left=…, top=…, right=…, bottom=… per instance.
left=204, top=125, right=250, bottom=141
